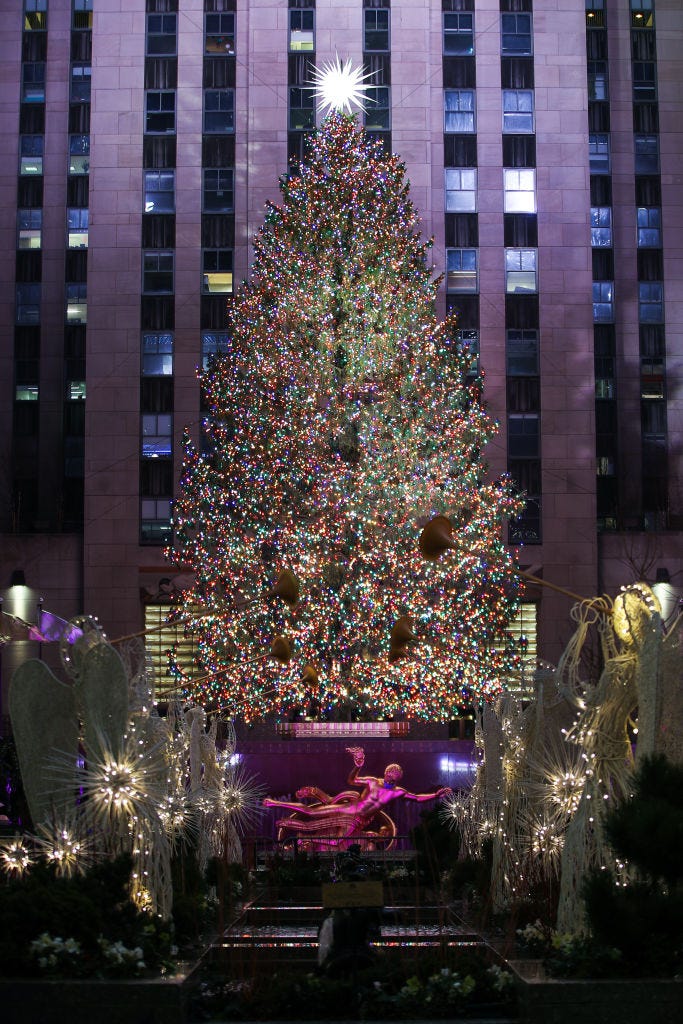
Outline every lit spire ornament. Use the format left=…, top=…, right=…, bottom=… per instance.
left=168, top=113, right=524, bottom=721
left=310, top=55, right=376, bottom=114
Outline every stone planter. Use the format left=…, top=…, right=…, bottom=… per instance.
left=509, top=958, right=682, bottom=1024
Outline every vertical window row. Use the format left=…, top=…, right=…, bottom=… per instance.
left=288, top=0, right=315, bottom=168
left=499, top=0, right=540, bottom=545
left=140, top=0, right=179, bottom=544
left=443, top=0, right=479, bottom=383
left=630, top=0, right=666, bottom=528
left=14, top=0, right=48, bottom=529
left=362, top=1, right=391, bottom=144
left=585, top=0, right=617, bottom=530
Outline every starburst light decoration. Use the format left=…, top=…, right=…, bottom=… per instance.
left=309, top=55, right=375, bottom=114
left=1, top=836, right=34, bottom=878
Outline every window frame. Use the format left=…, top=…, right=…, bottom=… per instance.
left=363, top=86, right=391, bottom=132
left=66, top=282, right=88, bottom=324
left=145, top=90, right=176, bottom=135
left=589, top=131, right=610, bottom=174
left=141, top=413, right=173, bottom=458
left=637, top=206, right=662, bottom=248
left=142, top=250, right=175, bottom=294
left=203, top=88, right=235, bottom=134
left=639, top=281, right=663, bottom=323
left=506, top=329, right=539, bottom=376
left=364, top=8, right=390, bottom=53
left=202, top=248, right=234, bottom=295
left=508, top=412, right=540, bottom=459
left=67, top=207, right=89, bottom=248
left=444, top=88, right=476, bottom=133
left=505, top=248, right=538, bottom=294
left=146, top=13, right=177, bottom=57
left=289, top=8, right=314, bottom=52
left=144, top=169, right=175, bottom=214
left=502, top=89, right=534, bottom=133
left=590, top=206, right=613, bottom=247
left=142, top=332, right=174, bottom=376
left=289, top=86, right=315, bottom=132
left=446, top=247, right=479, bottom=293
left=501, top=12, right=533, bottom=57
left=445, top=167, right=477, bottom=213
left=443, top=11, right=474, bottom=57
left=20, top=134, right=44, bottom=175
left=503, top=168, right=536, bottom=214
left=201, top=331, right=231, bottom=371
left=70, top=64, right=92, bottom=104
left=17, top=208, right=42, bottom=250
left=22, top=62, right=46, bottom=103
left=202, top=168, right=234, bottom=214
left=592, top=280, right=615, bottom=322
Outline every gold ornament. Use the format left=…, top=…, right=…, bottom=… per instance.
left=419, top=515, right=457, bottom=560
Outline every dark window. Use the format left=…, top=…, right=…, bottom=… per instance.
left=506, top=329, right=539, bottom=376
left=70, top=64, right=91, bottom=102
left=203, top=168, right=234, bottom=213
left=204, top=89, right=234, bottom=133
left=146, top=13, right=177, bottom=56
left=364, top=9, right=389, bottom=52
left=145, top=91, right=176, bottom=134
left=289, top=87, right=315, bottom=131
left=443, top=12, right=474, bottom=56
left=143, top=251, right=174, bottom=294
left=501, top=13, right=532, bottom=56
left=22, top=62, right=46, bottom=103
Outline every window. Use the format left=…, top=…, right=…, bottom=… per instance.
left=637, top=207, right=661, bottom=248
left=141, top=499, right=172, bottom=544
left=146, top=13, right=177, bottom=56
left=20, top=135, right=43, bottom=175
left=444, top=89, right=475, bottom=133
left=204, top=89, right=234, bottom=133
left=364, top=87, right=390, bottom=131
left=504, top=169, right=536, bottom=213
left=66, top=283, right=87, bottom=323
left=364, top=9, right=389, bottom=52
left=502, top=90, right=534, bottom=133
left=634, top=134, right=659, bottom=173
left=203, top=168, right=234, bottom=213
left=589, top=132, right=610, bottom=173
left=590, top=206, right=612, bottom=247
left=144, top=170, right=175, bottom=213
left=16, top=385, right=39, bottom=401
left=289, top=87, right=315, bottom=131
left=505, top=249, right=537, bottom=293
left=16, top=283, right=41, bottom=324
left=17, top=209, right=42, bottom=249
left=289, top=9, right=313, bottom=52
left=508, top=414, right=539, bottom=458
left=456, top=328, right=479, bottom=374
left=639, top=282, right=663, bottom=323
left=507, top=329, right=539, bottom=375
left=587, top=60, right=608, bottom=100
left=633, top=61, right=656, bottom=101
left=69, top=134, right=90, bottom=174
left=24, top=0, right=47, bottom=31
left=445, top=168, right=477, bottom=213
left=202, top=331, right=230, bottom=370
left=205, top=11, right=235, bottom=55
left=145, top=91, right=176, bottom=134
left=631, top=0, right=654, bottom=29
left=142, top=414, right=172, bottom=457
left=443, top=12, right=474, bottom=56
left=67, top=208, right=88, bottom=248
left=67, top=380, right=86, bottom=400
left=143, top=251, right=174, bottom=294
left=592, top=281, right=614, bottom=321
left=202, top=249, right=233, bottom=294
left=70, top=65, right=91, bottom=103
left=501, top=13, right=533, bottom=56
left=446, top=249, right=478, bottom=293
left=73, top=0, right=93, bottom=30
left=142, top=332, right=173, bottom=376
left=22, top=63, right=46, bottom=103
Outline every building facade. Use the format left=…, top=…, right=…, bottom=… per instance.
left=1, top=0, right=682, bottom=714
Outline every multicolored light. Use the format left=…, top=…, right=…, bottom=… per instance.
left=168, top=113, right=524, bottom=720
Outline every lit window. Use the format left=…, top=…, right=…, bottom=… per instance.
left=587, top=61, right=608, bottom=100
left=143, top=251, right=174, bottom=294
left=22, top=63, right=45, bottom=103
left=17, top=209, right=42, bottom=249
left=146, top=13, right=177, bottom=56
left=444, top=89, right=475, bottom=133
left=502, top=90, right=534, bottom=133
left=16, top=385, right=39, bottom=401
left=205, top=11, right=235, bottom=54
left=20, top=135, right=43, bottom=175
left=289, top=87, right=315, bottom=131
left=504, top=169, right=536, bottom=213
left=204, top=89, right=234, bottom=133
left=202, top=249, right=233, bottom=294
left=630, top=0, right=654, bottom=29
left=637, top=207, right=661, bottom=247
left=589, top=132, right=610, bottom=174
left=639, top=282, right=663, bottom=323
left=145, top=91, right=176, bottom=134
left=24, top=0, right=47, bottom=31
left=16, top=284, right=41, bottom=324
left=590, top=206, right=612, bottom=247
left=592, top=281, right=614, bottom=321
left=506, top=329, right=539, bottom=376
left=141, top=499, right=172, bottom=544
left=203, top=168, right=234, bottom=213
left=595, top=378, right=615, bottom=399
left=142, top=333, right=173, bottom=376
left=505, top=249, right=538, bottom=293
left=69, top=134, right=90, bottom=174
left=364, top=9, right=389, bottom=52
left=597, top=456, right=615, bottom=476
left=443, top=12, right=474, bottom=56
left=142, top=415, right=172, bottom=458
left=70, top=65, right=91, bottom=103
left=508, top=414, right=539, bottom=458
left=201, top=331, right=230, bottom=371
left=66, top=283, right=87, bottom=324
left=634, top=134, right=659, bottom=174
left=67, top=208, right=89, bottom=248
left=289, top=9, right=313, bottom=52
left=446, top=248, right=478, bottom=293
left=364, top=87, right=390, bottom=131
left=67, top=381, right=86, bottom=400
left=445, top=168, right=477, bottom=212
left=501, top=13, right=533, bottom=56
left=144, top=170, right=175, bottom=213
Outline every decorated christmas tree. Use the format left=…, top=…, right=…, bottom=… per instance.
left=168, top=113, right=523, bottom=721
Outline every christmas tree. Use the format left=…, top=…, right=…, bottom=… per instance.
left=168, top=113, right=523, bottom=721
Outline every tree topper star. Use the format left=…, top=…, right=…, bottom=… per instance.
left=309, top=55, right=376, bottom=115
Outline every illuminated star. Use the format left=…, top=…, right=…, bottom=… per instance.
left=309, top=55, right=375, bottom=115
